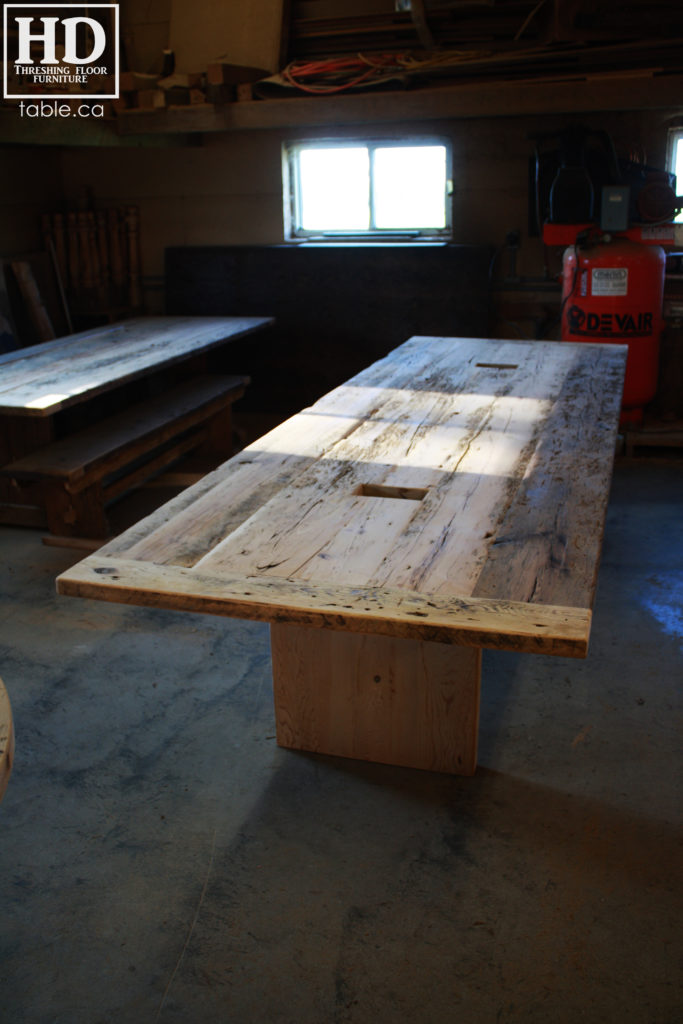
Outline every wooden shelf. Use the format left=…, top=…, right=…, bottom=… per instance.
left=2, top=69, right=681, bottom=145
left=115, top=70, right=683, bottom=136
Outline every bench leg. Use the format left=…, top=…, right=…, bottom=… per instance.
left=44, top=481, right=109, bottom=539
left=270, top=624, right=481, bottom=775
left=200, top=405, right=234, bottom=459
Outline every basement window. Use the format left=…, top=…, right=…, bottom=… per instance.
left=668, top=128, right=683, bottom=223
left=283, top=140, right=452, bottom=241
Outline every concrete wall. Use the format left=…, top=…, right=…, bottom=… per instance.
left=0, top=147, right=64, bottom=258
left=61, top=131, right=284, bottom=307
left=0, top=106, right=675, bottom=322
left=0, top=147, right=66, bottom=349
left=56, top=107, right=678, bottom=314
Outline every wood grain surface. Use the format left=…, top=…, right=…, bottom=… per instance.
left=271, top=625, right=482, bottom=774
left=56, top=555, right=591, bottom=655
left=0, top=316, right=272, bottom=417
left=57, top=336, right=626, bottom=655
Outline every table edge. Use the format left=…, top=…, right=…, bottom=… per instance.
left=0, top=316, right=274, bottom=417
left=56, top=555, right=591, bottom=658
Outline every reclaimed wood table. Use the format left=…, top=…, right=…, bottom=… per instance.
left=0, top=316, right=273, bottom=531
left=57, top=336, right=626, bottom=775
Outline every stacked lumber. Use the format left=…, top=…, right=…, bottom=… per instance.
left=40, top=206, right=142, bottom=318
left=112, top=65, right=262, bottom=114
left=112, top=0, right=288, bottom=116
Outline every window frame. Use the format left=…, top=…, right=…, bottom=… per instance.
left=667, top=127, right=683, bottom=223
left=283, top=137, right=454, bottom=243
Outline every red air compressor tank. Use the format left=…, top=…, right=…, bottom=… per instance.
left=561, top=236, right=666, bottom=422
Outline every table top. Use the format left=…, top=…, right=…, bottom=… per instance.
left=57, top=336, right=627, bottom=658
left=0, top=316, right=273, bottom=417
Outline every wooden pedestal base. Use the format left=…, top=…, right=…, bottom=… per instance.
left=270, top=625, right=482, bottom=775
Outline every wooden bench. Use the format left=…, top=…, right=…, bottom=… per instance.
left=2, top=374, right=248, bottom=539
left=57, top=337, right=627, bottom=775
left=0, top=677, right=13, bottom=803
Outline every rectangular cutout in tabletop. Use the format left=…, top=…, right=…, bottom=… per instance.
left=475, top=362, right=519, bottom=370
left=354, top=484, right=429, bottom=501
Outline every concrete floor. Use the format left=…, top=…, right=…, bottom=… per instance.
left=0, top=457, right=681, bottom=1024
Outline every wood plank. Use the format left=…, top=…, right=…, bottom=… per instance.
left=2, top=375, right=248, bottom=484
left=0, top=410, right=53, bottom=465
left=0, top=502, right=46, bottom=528
left=10, top=261, right=55, bottom=342
left=4, top=375, right=247, bottom=539
left=99, top=335, right=454, bottom=565
left=194, top=339, right=622, bottom=613
left=114, top=73, right=683, bottom=136
left=56, top=555, right=592, bottom=657
left=101, top=429, right=207, bottom=503
left=473, top=342, right=626, bottom=610
left=180, top=337, right=492, bottom=575
left=408, top=0, right=436, bottom=50
left=55, top=337, right=625, bottom=663
left=100, top=409, right=371, bottom=565
left=0, top=316, right=271, bottom=416
left=207, top=62, right=271, bottom=85
left=77, top=337, right=625, bottom=628
left=44, top=479, right=108, bottom=538
left=142, top=471, right=205, bottom=488
left=0, top=677, right=15, bottom=803
left=270, top=625, right=481, bottom=775
left=283, top=343, right=573, bottom=593
left=42, top=535, right=103, bottom=552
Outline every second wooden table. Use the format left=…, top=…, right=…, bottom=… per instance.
left=0, top=315, right=273, bottom=533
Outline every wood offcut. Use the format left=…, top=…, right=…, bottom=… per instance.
left=0, top=677, right=14, bottom=803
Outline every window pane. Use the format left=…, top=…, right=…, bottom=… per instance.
left=373, top=146, right=447, bottom=229
left=673, top=135, right=683, bottom=224
left=298, top=147, right=370, bottom=231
